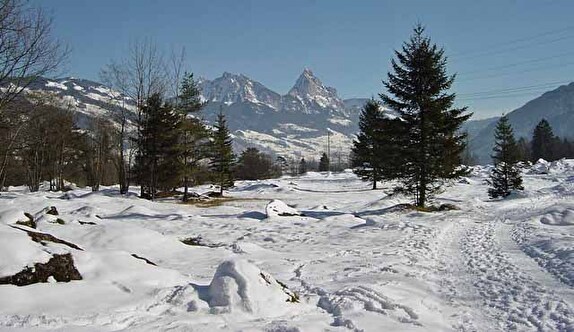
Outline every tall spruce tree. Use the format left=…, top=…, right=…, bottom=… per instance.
left=488, top=116, right=523, bottom=198
left=380, top=25, right=471, bottom=207
left=352, top=99, right=385, bottom=189
left=209, top=111, right=235, bottom=196
left=531, top=119, right=555, bottom=162
left=134, top=94, right=181, bottom=200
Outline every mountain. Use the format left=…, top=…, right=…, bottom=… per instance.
left=468, top=82, right=574, bottom=163
left=199, top=72, right=280, bottom=108
left=286, top=68, right=347, bottom=114
left=16, top=77, right=137, bottom=129
left=13, top=71, right=367, bottom=162
left=17, top=75, right=574, bottom=165
left=198, top=69, right=363, bottom=160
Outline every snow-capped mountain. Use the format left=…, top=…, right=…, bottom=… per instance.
left=15, top=77, right=137, bottom=129
left=15, top=74, right=574, bottom=165
left=198, top=69, right=364, bottom=159
left=11, top=71, right=368, bottom=161
left=286, top=68, right=347, bottom=115
left=199, top=72, right=280, bottom=109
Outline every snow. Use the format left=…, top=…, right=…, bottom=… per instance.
left=540, top=209, right=574, bottom=225
left=265, top=200, right=301, bottom=217
left=45, top=81, right=68, bottom=90
left=278, top=123, right=318, bottom=133
left=1, top=160, right=574, bottom=330
left=207, top=258, right=299, bottom=316
left=234, top=128, right=353, bottom=160
left=328, top=117, right=352, bottom=126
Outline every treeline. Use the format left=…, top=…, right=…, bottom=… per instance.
left=0, top=96, right=117, bottom=191
left=516, top=119, right=574, bottom=162
left=487, top=117, right=573, bottom=198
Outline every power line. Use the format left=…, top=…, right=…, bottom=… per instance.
left=459, top=51, right=574, bottom=76
left=458, top=80, right=572, bottom=97
left=450, top=25, right=574, bottom=59
left=457, top=61, right=574, bottom=82
left=458, top=90, right=552, bottom=101
left=454, top=34, right=574, bottom=62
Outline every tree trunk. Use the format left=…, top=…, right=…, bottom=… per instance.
left=183, top=176, right=189, bottom=202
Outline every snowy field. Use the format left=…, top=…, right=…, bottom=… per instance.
left=1, top=160, right=574, bottom=331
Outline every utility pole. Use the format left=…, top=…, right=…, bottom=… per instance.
left=327, top=129, right=331, bottom=173
left=337, top=144, right=341, bottom=172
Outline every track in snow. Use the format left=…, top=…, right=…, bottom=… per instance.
left=460, top=218, right=573, bottom=331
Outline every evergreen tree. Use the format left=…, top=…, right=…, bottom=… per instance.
left=555, top=138, right=574, bottom=159
left=209, top=111, right=235, bottom=196
left=298, top=157, right=307, bottom=175
left=235, top=147, right=277, bottom=180
left=531, top=119, right=555, bottom=162
left=179, top=117, right=209, bottom=201
left=318, top=152, right=330, bottom=172
left=380, top=25, right=471, bottom=207
left=352, top=99, right=385, bottom=189
left=488, top=116, right=523, bottom=198
left=176, top=72, right=209, bottom=201
left=134, top=94, right=181, bottom=200
left=177, top=72, right=204, bottom=114
left=516, top=137, right=531, bottom=162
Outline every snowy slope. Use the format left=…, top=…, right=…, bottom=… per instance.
left=7, top=77, right=138, bottom=130
left=1, top=160, right=574, bottom=331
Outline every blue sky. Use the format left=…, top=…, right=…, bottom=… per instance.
left=34, top=0, right=574, bottom=119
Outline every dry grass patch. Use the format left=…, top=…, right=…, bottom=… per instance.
left=182, top=197, right=270, bottom=208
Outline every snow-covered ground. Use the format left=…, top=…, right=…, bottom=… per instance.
left=1, top=161, right=574, bottom=331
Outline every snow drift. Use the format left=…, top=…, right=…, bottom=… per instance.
left=207, top=259, right=298, bottom=316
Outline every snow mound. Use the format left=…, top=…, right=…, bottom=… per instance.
left=468, top=165, right=492, bottom=177
left=265, top=200, right=301, bottom=218
left=0, top=225, right=52, bottom=277
left=548, top=159, right=574, bottom=174
left=236, top=183, right=280, bottom=192
left=529, top=159, right=550, bottom=174
left=540, top=209, right=574, bottom=226
left=207, top=259, right=298, bottom=316
left=0, top=209, right=30, bottom=225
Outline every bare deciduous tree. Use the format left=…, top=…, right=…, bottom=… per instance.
left=0, top=0, right=68, bottom=189
left=100, top=38, right=168, bottom=196
left=84, top=117, right=115, bottom=192
left=0, top=0, right=69, bottom=111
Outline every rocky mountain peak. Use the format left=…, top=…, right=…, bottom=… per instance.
left=199, top=72, right=280, bottom=108
left=286, top=69, right=344, bottom=112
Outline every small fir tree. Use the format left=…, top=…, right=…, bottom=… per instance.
left=488, top=116, right=523, bottom=198
left=235, top=147, right=277, bottom=180
left=352, top=99, right=385, bottom=189
left=318, top=152, right=330, bottom=172
left=209, top=111, right=235, bottom=196
left=531, top=119, right=555, bottom=162
left=134, top=94, right=182, bottom=200
left=298, top=157, right=307, bottom=175
left=176, top=72, right=209, bottom=201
